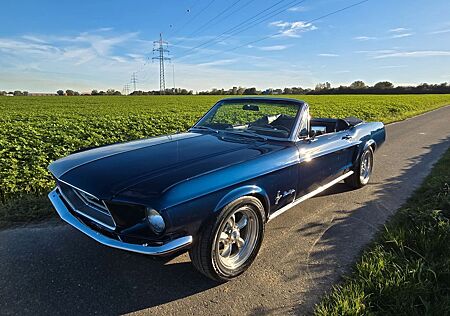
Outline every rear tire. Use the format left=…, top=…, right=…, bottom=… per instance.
left=189, top=196, right=265, bottom=282
left=345, top=146, right=374, bottom=189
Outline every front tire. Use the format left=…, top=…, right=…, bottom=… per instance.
left=345, top=146, right=374, bottom=188
left=189, top=196, right=265, bottom=282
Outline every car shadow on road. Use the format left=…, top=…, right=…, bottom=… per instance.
left=0, top=225, right=219, bottom=315
left=277, top=135, right=450, bottom=314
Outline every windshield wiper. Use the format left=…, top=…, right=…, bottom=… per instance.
left=223, top=129, right=267, bottom=141
left=190, top=126, right=219, bottom=133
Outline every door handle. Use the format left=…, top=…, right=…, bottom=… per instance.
left=342, top=135, right=352, bottom=140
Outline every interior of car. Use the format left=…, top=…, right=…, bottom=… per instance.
left=310, top=117, right=363, bottom=136
left=248, top=114, right=295, bottom=138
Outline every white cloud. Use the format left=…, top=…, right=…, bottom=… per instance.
left=430, top=29, right=450, bottom=34
left=270, top=21, right=291, bottom=28
left=288, top=6, right=308, bottom=12
left=111, top=56, right=128, bottom=63
left=355, top=49, right=397, bottom=54
left=269, top=20, right=317, bottom=37
left=391, top=33, right=413, bottom=38
left=171, top=35, right=217, bottom=43
left=68, top=32, right=139, bottom=56
left=378, top=65, right=406, bottom=69
left=389, top=27, right=409, bottom=33
left=196, top=59, right=237, bottom=67
left=353, top=36, right=376, bottom=41
left=95, top=27, right=114, bottom=32
left=21, top=35, right=49, bottom=43
left=0, top=38, right=60, bottom=55
left=258, top=45, right=289, bottom=51
left=62, top=48, right=97, bottom=65
left=374, top=50, right=450, bottom=59
left=318, top=53, right=339, bottom=57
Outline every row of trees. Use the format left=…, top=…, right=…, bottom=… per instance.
left=57, top=89, right=122, bottom=96
left=129, top=88, right=194, bottom=95
left=0, top=90, right=29, bottom=96
left=309, top=81, right=450, bottom=95
left=198, top=81, right=450, bottom=95
left=3, top=81, right=450, bottom=96
left=57, top=88, right=194, bottom=96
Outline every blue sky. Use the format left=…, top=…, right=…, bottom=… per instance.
left=1, top=0, right=449, bottom=92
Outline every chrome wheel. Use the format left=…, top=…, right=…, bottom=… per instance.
left=359, top=149, right=373, bottom=185
left=214, top=206, right=259, bottom=271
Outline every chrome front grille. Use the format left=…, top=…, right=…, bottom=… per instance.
left=57, top=181, right=116, bottom=230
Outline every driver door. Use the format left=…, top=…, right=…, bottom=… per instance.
left=294, top=109, right=355, bottom=197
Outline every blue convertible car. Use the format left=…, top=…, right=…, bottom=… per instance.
left=48, top=97, right=385, bottom=281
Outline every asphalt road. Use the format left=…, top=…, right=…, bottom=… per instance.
left=1, top=106, right=450, bottom=316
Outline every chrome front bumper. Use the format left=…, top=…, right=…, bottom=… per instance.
left=48, top=188, right=193, bottom=256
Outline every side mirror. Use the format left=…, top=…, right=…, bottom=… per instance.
left=308, top=129, right=316, bottom=138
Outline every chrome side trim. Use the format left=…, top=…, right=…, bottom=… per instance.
left=268, top=171, right=354, bottom=221
left=48, top=189, right=193, bottom=256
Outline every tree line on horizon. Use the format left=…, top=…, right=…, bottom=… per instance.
left=1, top=81, right=449, bottom=96
left=197, top=81, right=450, bottom=95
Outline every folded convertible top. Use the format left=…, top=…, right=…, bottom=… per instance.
left=343, top=117, right=364, bottom=127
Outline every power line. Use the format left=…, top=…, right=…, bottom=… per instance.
left=169, top=0, right=217, bottom=40
left=218, top=0, right=308, bottom=42
left=227, top=0, right=371, bottom=53
left=174, top=0, right=300, bottom=58
left=177, top=0, right=370, bottom=61
left=152, top=33, right=171, bottom=94
left=202, top=0, right=260, bottom=30
left=172, top=0, right=243, bottom=47
left=163, top=0, right=202, bottom=36
left=128, top=0, right=290, bottom=88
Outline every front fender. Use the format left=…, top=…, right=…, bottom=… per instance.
left=213, top=185, right=270, bottom=215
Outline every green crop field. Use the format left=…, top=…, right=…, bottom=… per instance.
left=1, top=94, right=450, bottom=225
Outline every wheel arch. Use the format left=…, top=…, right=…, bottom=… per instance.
left=354, top=138, right=376, bottom=163
left=364, top=139, right=377, bottom=153
left=213, top=185, right=270, bottom=221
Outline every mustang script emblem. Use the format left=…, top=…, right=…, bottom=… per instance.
left=275, top=189, right=296, bottom=205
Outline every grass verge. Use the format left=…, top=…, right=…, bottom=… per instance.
left=315, top=148, right=450, bottom=315
left=0, top=195, right=53, bottom=228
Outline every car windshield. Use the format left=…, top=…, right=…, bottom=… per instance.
left=194, top=100, right=301, bottom=139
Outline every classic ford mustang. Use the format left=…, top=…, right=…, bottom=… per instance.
left=48, top=97, right=385, bottom=281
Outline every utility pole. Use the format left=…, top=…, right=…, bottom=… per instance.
left=122, top=84, right=130, bottom=95
left=172, top=64, right=176, bottom=91
left=153, top=33, right=171, bottom=94
left=131, top=72, right=138, bottom=92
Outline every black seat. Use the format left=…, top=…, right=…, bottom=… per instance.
left=335, top=119, right=350, bottom=132
left=270, top=114, right=295, bottom=131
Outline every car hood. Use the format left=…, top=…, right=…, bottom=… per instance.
left=49, top=132, right=282, bottom=200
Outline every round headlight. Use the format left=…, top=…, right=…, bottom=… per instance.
left=146, top=208, right=165, bottom=234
